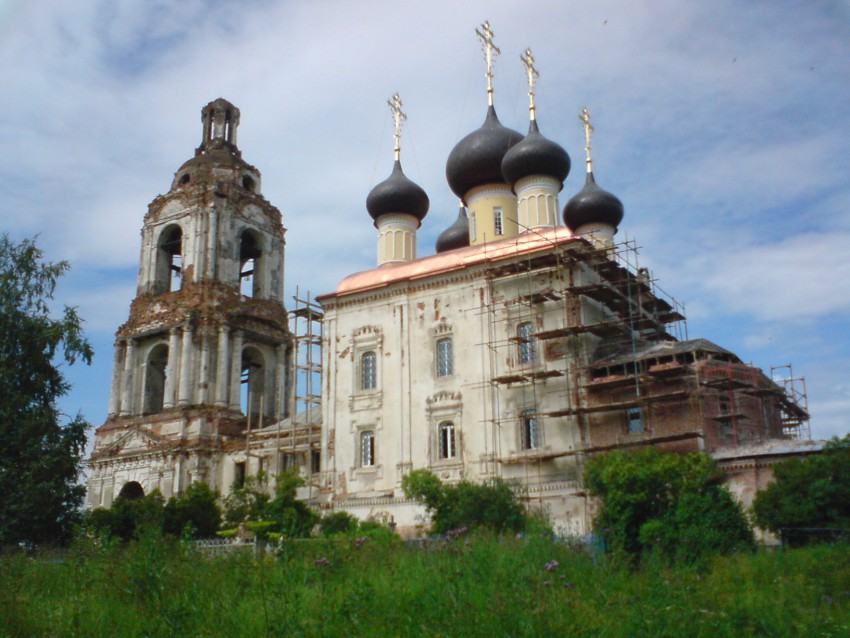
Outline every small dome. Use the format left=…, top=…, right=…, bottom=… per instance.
left=563, top=172, right=624, bottom=231
left=446, top=106, right=524, bottom=198
left=366, top=160, right=430, bottom=223
left=435, top=205, right=471, bottom=253
left=501, top=120, right=570, bottom=189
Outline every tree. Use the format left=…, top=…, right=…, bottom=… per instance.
left=402, top=469, right=528, bottom=535
left=0, top=235, right=93, bottom=547
left=585, top=448, right=754, bottom=562
left=752, top=435, right=850, bottom=535
left=163, top=482, right=221, bottom=539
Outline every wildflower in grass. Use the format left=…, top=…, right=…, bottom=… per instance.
left=545, top=559, right=559, bottom=572
left=543, top=580, right=551, bottom=587
left=315, top=557, right=330, bottom=567
left=353, top=536, right=368, bottom=549
left=445, top=526, right=469, bottom=541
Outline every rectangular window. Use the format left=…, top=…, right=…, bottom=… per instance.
left=436, top=337, right=453, bottom=377
left=521, top=411, right=540, bottom=450
left=470, top=213, right=477, bottom=239
left=311, top=450, right=321, bottom=473
left=439, top=422, right=457, bottom=459
left=360, top=430, right=375, bottom=467
left=627, top=407, right=644, bottom=434
left=517, top=321, right=536, bottom=365
left=361, top=351, right=376, bottom=390
left=493, top=207, right=503, bottom=235
left=234, top=461, right=246, bottom=487
left=280, top=452, right=296, bottom=472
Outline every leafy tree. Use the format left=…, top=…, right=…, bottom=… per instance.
left=85, top=491, right=165, bottom=542
left=402, top=469, right=528, bottom=535
left=752, top=435, right=850, bottom=534
left=0, top=235, right=93, bottom=547
left=221, top=471, right=316, bottom=538
left=163, top=482, right=221, bottom=539
left=585, top=448, right=754, bottom=562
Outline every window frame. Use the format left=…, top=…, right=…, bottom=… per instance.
left=438, top=421, right=457, bottom=460
left=627, top=406, right=644, bottom=434
left=493, top=206, right=503, bottom=236
left=436, top=336, right=453, bottom=377
left=520, top=410, right=540, bottom=450
left=517, top=321, right=536, bottom=365
left=360, top=350, right=377, bottom=391
left=360, top=430, right=375, bottom=468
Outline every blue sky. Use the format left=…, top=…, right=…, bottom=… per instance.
left=1, top=0, right=848, bottom=441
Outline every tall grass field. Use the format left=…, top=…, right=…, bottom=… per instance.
left=2, top=533, right=848, bottom=637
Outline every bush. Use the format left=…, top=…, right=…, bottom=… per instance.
left=320, top=511, right=359, bottom=536
left=402, top=469, right=528, bottom=535
left=585, top=448, right=754, bottom=562
left=752, top=435, right=850, bottom=536
left=163, top=482, right=221, bottom=539
left=85, top=491, right=165, bottom=541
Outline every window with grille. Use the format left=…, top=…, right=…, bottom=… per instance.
left=627, top=407, right=644, bottom=434
left=436, top=337, right=453, bottom=377
left=521, top=411, right=540, bottom=450
left=439, top=421, right=457, bottom=459
left=360, top=430, right=375, bottom=467
left=361, top=351, right=376, bottom=390
left=493, top=207, right=503, bottom=235
left=517, top=322, right=536, bottom=365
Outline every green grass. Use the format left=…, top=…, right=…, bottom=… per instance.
left=2, top=533, right=849, bottom=637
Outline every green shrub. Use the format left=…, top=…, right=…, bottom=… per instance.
left=320, top=511, right=359, bottom=536
left=85, top=491, right=165, bottom=541
left=402, top=469, right=528, bottom=535
left=753, top=435, right=850, bottom=536
left=586, top=448, right=754, bottom=562
left=163, top=482, right=221, bottom=539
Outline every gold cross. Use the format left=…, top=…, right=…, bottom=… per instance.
left=475, top=21, right=501, bottom=106
left=521, top=48, right=539, bottom=120
left=580, top=107, right=594, bottom=172
left=387, top=93, right=407, bottom=161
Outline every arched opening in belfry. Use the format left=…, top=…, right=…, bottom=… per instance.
left=118, top=481, right=144, bottom=501
left=155, top=225, right=183, bottom=293
left=142, top=343, right=169, bottom=414
left=242, top=175, right=256, bottom=192
left=240, top=346, right=265, bottom=421
left=239, top=230, right=263, bottom=298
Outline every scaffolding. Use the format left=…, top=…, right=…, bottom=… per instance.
left=770, top=364, right=811, bottom=440
left=473, top=232, right=808, bottom=473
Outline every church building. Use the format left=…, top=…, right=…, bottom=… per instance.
left=88, top=25, right=811, bottom=535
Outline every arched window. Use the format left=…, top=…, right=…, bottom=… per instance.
left=517, top=321, right=536, bottom=365
left=361, top=351, right=377, bottom=390
left=360, top=430, right=375, bottom=467
left=439, top=421, right=457, bottom=459
left=436, top=337, right=453, bottom=377
left=241, top=347, right=265, bottom=419
left=239, top=231, right=262, bottom=298
left=242, top=175, right=256, bottom=192
left=118, top=481, right=144, bottom=501
left=154, top=225, right=182, bottom=293
left=521, top=410, right=540, bottom=450
left=143, top=344, right=169, bottom=414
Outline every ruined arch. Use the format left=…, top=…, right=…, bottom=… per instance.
left=118, top=481, right=144, bottom=501
left=238, top=228, right=264, bottom=298
left=142, top=343, right=169, bottom=414
left=154, top=224, right=183, bottom=293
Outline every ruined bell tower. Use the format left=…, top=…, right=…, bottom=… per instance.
left=87, top=98, right=294, bottom=507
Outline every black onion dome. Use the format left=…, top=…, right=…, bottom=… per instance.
left=501, top=120, right=571, bottom=189
left=446, top=105, right=524, bottom=198
left=435, top=205, right=471, bottom=253
left=563, top=172, right=624, bottom=231
left=366, top=160, right=430, bottom=223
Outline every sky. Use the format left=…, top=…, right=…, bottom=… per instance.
left=1, top=0, right=848, bottom=442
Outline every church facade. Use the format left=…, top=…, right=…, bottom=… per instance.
left=88, top=31, right=811, bottom=536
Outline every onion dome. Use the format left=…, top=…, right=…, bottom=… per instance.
left=501, top=120, right=571, bottom=189
left=366, top=160, right=430, bottom=224
left=445, top=106, right=524, bottom=199
left=435, top=204, right=471, bottom=253
left=562, top=172, right=624, bottom=231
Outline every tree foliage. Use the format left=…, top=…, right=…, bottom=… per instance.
left=222, top=471, right=316, bottom=538
left=0, top=235, right=93, bottom=547
left=585, top=448, right=754, bottom=562
left=163, top=482, right=221, bottom=539
left=752, top=435, right=850, bottom=534
left=86, top=491, right=166, bottom=542
left=402, top=469, right=528, bottom=535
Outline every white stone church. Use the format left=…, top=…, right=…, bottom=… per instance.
left=88, top=33, right=813, bottom=536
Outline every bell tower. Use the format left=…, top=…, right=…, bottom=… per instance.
left=88, top=99, right=294, bottom=507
